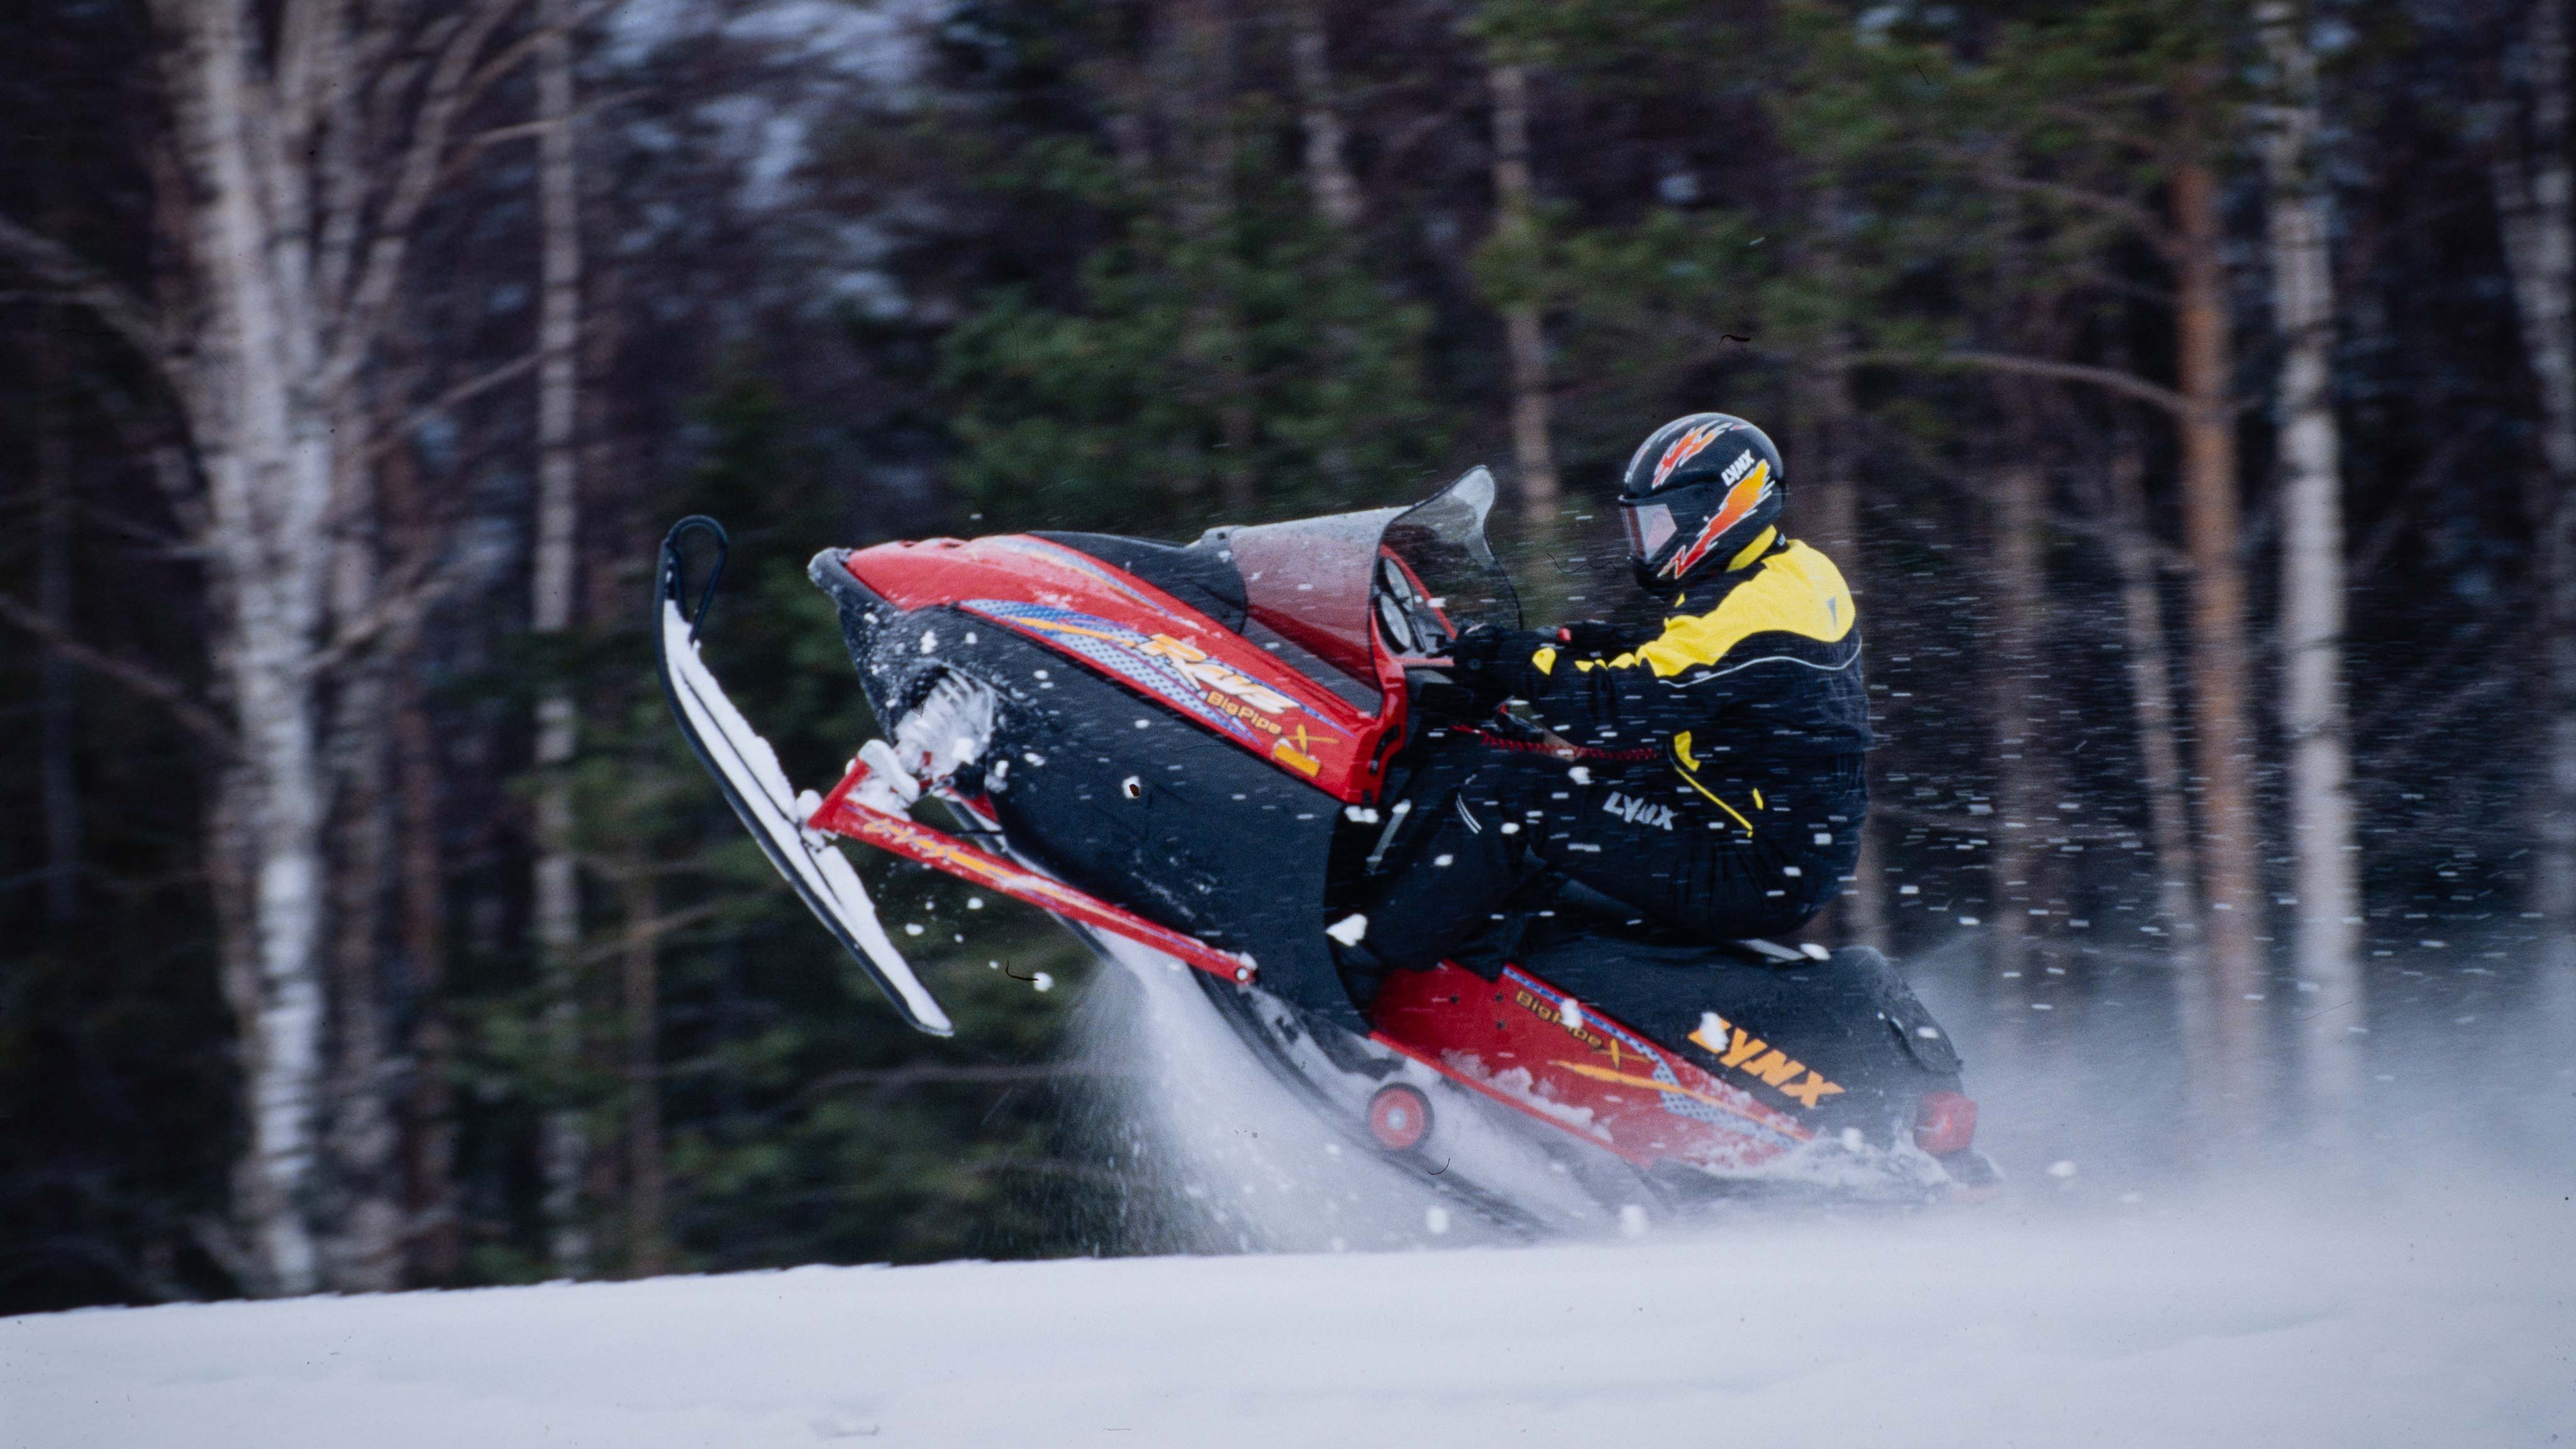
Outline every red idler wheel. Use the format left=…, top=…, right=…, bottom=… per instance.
left=1914, top=1091, right=1979, bottom=1157
left=1367, top=1083, right=1433, bottom=1153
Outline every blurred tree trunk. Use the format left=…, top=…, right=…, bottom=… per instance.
left=1489, top=62, right=1558, bottom=520
left=1796, top=323, right=1885, bottom=953
left=2259, top=0, right=2363, bottom=1149
left=619, top=857, right=667, bottom=1277
left=321, top=461, right=402, bottom=1291
left=35, top=311, right=80, bottom=930
left=2494, top=0, right=2576, bottom=991
left=2108, top=429, right=2216, bottom=1144
left=533, top=0, right=592, bottom=1278
left=1986, top=448, right=2048, bottom=1041
left=392, top=662, right=460, bottom=1282
left=2172, top=155, right=2269, bottom=1135
left=1287, top=2, right=1360, bottom=230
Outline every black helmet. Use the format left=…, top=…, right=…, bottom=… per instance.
left=1617, top=413, right=1785, bottom=590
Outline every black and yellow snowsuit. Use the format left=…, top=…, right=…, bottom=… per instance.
left=1358, top=531, right=1871, bottom=969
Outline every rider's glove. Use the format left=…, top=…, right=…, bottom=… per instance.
left=1448, top=624, right=1553, bottom=702
left=1550, top=619, right=1633, bottom=659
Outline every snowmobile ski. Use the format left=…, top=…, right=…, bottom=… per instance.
left=658, top=518, right=1257, bottom=1042
left=656, top=518, right=953, bottom=1036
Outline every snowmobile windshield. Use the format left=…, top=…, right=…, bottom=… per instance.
left=1379, top=466, right=1521, bottom=652
left=1209, top=507, right=1405, bottom=696
left=1191, top=467, right=1520, bottom=706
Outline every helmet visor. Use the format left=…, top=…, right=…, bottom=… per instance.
left=1621, top=500, right=1676, bottom=562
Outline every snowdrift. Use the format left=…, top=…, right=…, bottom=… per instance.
left=6, top=1185, right=2568, bottom=1448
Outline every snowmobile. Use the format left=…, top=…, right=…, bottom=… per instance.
left=655, top=468, right=1996, bottom=1233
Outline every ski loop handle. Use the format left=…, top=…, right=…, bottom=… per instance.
left=661, top=515, right=729, bottom=641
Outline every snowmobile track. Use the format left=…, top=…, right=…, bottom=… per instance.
left=1188, top=972, right=1558, bottom=1239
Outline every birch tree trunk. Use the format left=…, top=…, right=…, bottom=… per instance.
left=532, top=0, right=592, bottom=1277
left=2259, top=0, right=2364, bottom=1150
left=1489, top=62, right=1558, bottom=519
left=157, top=0, right=341, bottom=1294
left=133, top=0, right=524, bottom=1292
left=2494, top=0, right=2576, bottom=994
left=2172, top=157, right=2270, bottom=1138
left=1287, top=2, right=1361, bottom=230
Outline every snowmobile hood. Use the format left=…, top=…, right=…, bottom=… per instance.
left=826, top=533, right=1394, bottom=800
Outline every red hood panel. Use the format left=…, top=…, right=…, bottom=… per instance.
left=840, top=535, right=1391, bottom=800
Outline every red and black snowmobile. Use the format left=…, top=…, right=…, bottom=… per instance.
left=657, top=469, right=1996, bottom=1232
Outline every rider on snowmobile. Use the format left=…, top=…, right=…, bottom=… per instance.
left=1346, top=413, right=1871, bottom=981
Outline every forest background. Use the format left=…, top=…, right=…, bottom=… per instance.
left=1, top=0, right=2570, bottom=1309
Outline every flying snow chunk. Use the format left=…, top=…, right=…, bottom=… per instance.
left=1801, top=942, right=1830, bottom=960
left=1326, top=914, right=1369, bottom=947
left=2047, top=1160, right=2079, bottom=1179
left=1032, top=972, right=1054, bottom=993
left=904, top=923, right=924, bottom=936
left=1567, top=765, right=1593, bottom=785
left=1424, top=1206, right=1450, bottom=1235
left=919, top=630, right=938, bottom=653
left=1560, top=999, right=1586, bottom=1033
left=1433, top=854, right=1454, bottom=868
left=1618, top=1204, right=1648, bottom=1238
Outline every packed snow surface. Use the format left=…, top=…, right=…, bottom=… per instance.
left=6, top=1185, right=2569, bottom=1448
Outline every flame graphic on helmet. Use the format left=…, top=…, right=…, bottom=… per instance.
left=1648, top=420, right=1736, bottom=492
left=1662, top=459, right=1774, bottom=578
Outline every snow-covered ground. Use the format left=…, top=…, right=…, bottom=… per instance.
left=10, top=952, right=2572, bottom=1446
left=5, top=1182, right=2569, bottom=1448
